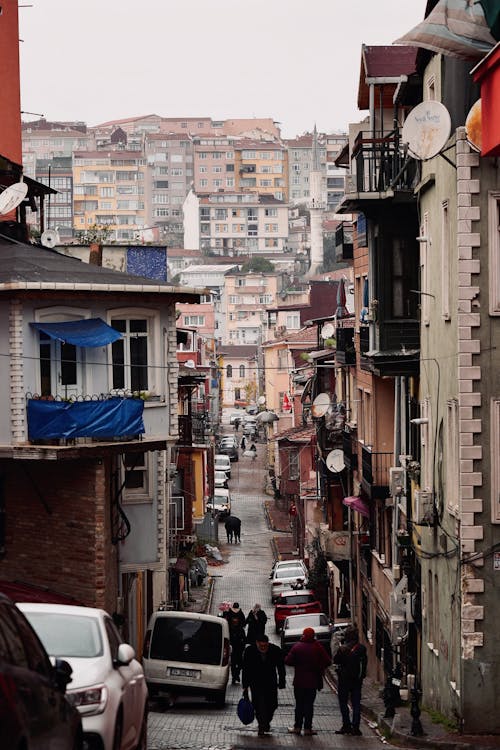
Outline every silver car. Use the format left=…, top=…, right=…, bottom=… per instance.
left=280, top=612, right=333, bottom=654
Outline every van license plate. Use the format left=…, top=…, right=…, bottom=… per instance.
left=168, top=667, right=201, bottom=679
left=292, top=608, right=305, bottom=614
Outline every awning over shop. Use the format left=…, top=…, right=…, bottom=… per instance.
left=343, top=495, right=370, bottom=518
left=31, top=318, right=122, bottom=347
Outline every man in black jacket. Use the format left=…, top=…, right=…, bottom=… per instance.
left=242, top=634, right=286, bottom=736
left=222, top=602, right=246, bottom=684
left=333, top=626, right=367, bottom=736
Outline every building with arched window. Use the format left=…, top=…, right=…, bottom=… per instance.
left=219, top=344, right=258, bottom=407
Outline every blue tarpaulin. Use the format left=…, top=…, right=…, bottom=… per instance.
left=27, top=398, right=145, bottom=440
left=31, top=318, right=122, bottom=347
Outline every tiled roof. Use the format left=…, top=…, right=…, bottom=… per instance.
left=271, top=424, right=315, bottom=442
left=218, top=344, right=258, bottom=359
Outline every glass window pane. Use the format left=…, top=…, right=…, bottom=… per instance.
left=112, top=339, right=125, bottom=389
left=130, top=336, right=148, bottom=391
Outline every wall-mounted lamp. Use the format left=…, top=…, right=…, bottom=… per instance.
left=410, top=418, right=429, bottom=425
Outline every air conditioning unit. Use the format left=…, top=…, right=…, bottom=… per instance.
left=389, top=467, right=405, bottom=497
left=390, top=616, right=407, bottom=645
left=414, top=490, right=435, bottom=525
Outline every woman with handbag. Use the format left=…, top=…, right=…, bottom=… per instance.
left=285, top=627, right=331, bottom=736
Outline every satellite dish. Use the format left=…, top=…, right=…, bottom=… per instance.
left=41, top=229, right=60, bottom=248
left=465, top=99, right=481, bottom=153
left=184, top=359, right=195, bottom=368
left=320, top=322, right=335, bottom=340
left=258, top=395, right=266, bottom=405
left=326, top=449, right=346, bottom=473
left=311, top=392, right=330, bottom=418
left=402, top=101, right=452, bottom=160
left=0, top=181, right=28, bottom=215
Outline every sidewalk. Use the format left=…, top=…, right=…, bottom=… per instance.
left=265, top=498, right=500, bottom=750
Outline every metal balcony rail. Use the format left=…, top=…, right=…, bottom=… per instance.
left=361, top=445, right=392, bottom=488
left=352, top=131, right=417, bottom=194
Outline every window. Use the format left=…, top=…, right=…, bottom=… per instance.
left=110, top=315, right=152, bottom=392
left=265, top=208, right=277, bottom=217
left=239, top=364, right=245, bottom=378
left=289, top=450, right=299, bottom=480
left=286, top=313, right=300, bottom=329
left=277, top=349, right=288, bottom=371
left=100, top=186, right=114, bottom=197
left=184, top=315, right=205, bottom=326
left=445, top=399, right=459, bottom=516
left=488, top=191, right=500, bottom=314
left=200, top=179, right=208, bottom=187
left=35, top=309, right=87, bottom=398
left=122, top=451, right=151, bottom=502
left=226, top=364, right=232, bottom=378
left=265, top=223, right=278, bottom=232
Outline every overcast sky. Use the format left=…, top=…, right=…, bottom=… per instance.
left=19, top=0, right=426, bottom=138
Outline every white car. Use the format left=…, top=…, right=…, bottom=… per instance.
left=214, top=454, right=231, bottom=479
left=19, top=603, right=148, bottom=750
left=214, top=470, right=229, bottom=488
left=270, top=559, right=308, bottom=579
left=229, top=412, right=242, bottom=425
left=207, top=487, right=231, bottom=519
left=270, top=565, right=308, bottom=603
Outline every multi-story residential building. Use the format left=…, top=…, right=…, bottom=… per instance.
left=144, top=132, right=192, bottom=244
left=72, top=149, right=148, bottom=241
left=192, top=135, right=237, bottom=194
left=224, top=270, right=282, bottom=345
left=234, top=139, right=288, bottom=201
left=183, top=190, right=289, bottom=255
left=218, top=344, right=259, bottom=408
left=34, top=156, right=74, bottom=240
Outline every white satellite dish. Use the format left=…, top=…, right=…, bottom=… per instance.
left=40, top=229, right=60, bottom=249
left=258, top=395, right=266, bottom=405
left=402, top=101, right=452, bottom=161
left=0, top=181, right=28, bottom=215
left=311, top=392, right=331, bottom=419
left=326, top=449, right=346, bottom=473
left=320, top=322, right=335, bottom=340
left=184, top=359, right=195, bottom=368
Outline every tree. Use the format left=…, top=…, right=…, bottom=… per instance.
left=240, top=257, right=275, bottom=273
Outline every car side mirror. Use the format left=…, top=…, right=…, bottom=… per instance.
left=53, top=658, right=73, bottom=692
left=115, top=642, right=135, bottom=667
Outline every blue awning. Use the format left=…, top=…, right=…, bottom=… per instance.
left=27, top=397, right=144, bottom=440
left=31, top=318, right=122, bottom=347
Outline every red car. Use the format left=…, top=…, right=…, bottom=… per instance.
left=274, top=590, right=322, bottom=633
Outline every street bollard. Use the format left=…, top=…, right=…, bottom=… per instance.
left=410, top=686, right=424, bottom=736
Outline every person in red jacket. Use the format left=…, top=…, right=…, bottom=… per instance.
left=285, top=627, right=331, bottom=736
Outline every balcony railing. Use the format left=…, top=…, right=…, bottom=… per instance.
left=359, top=325, right=371, bottom=371
left=335, top=326, right=355, bottom=366
left=342, top=428, right=358, bottom=471
left=26, top=394, right=144, bottom=443
left=361, top=445, right=391, bottom=499
left=178, top=412, right=209, bottom=446
left=352, top=131, right=418, bottom=194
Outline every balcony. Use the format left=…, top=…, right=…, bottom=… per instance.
left=335, top=222, right=353, bottom=261
left=26, top=395, right=144, bottom=443
left=342, top=428, right=358, bottom=471
left=341, top=132, right=418, bottom=213
left=335, top=325, right=355, bottom=366
left=359, top=325, right=371, bottom=371
left=178, top=412, right=208, bottom=446
left=361, top=445, right=391, bottom=499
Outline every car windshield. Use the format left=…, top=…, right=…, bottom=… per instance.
left=286, top=613, right=328, bottom=628
left=279, top=594, right=315, bottom=606
left=150, top=617, right=223, bottom=665
left=24, top=612, right=103, bottom=658
left=274, top=568, right=304, bottom=579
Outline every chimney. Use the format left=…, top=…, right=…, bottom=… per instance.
left=0, top=1, right=22, bottom=163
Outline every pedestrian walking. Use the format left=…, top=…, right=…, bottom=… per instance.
left=333, top=625, right=367, bottom=736
left=240, top=435, right=246, bottom=451
left=285, top=627, right=331, bottom=736
left=242, top=634, right=286, bottom=736
left=249, top=442, right=257, bottom=460
left=245, top=603, right=267, bottom=645
left=222, top=602, right=246, bottom=684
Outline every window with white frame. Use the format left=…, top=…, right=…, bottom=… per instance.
left=239, top=364, right=245, bottom=378
left=289, top=449, right=299, bottom=480
left=121, top=451, right=152, bottom=503
left=488, top=191, right=500, bottom=314
left=441, top=200, right=451, bottom=320
left=110, top=312, right=156, bottom=393
left=277, top=349, right=288, bottom=371
left=491, top=398, right=500, bottom=522
left=286, top=313, right=300, bottom=329
left=445, top=399, right=459, bottom=515
left=184, top=315, right=205, bottom=326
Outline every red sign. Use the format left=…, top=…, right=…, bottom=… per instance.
left=282, top=393, right=291, bottom=412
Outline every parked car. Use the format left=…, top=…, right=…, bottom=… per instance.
left=217, top=439, right=239, bottom=461
left=207, top=488, right=231, bottom=519
left=214, top=470, right=229, bottom=488
left=19, top=603, right=148, bottom=750
left=214, top=454, right=231, bottom=479
left=280, top=612, right=333, bottom=654
left=246, top=404, right=258, bottom=415
left=0, top=593, right=83, bottom=750
left=269, top=559, right=308, bottom=579
left=143, top=611, right=230, bottom=707
left=229, top=412, right=242, bottom=425
left=270, top=564, right=308, bottom=603
left=274, top=590, right=322, bottom=633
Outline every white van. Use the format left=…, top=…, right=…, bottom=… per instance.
left=207, top=487, right=231, bottom=519
left=214, top=454, right=231, bottom=479
left=143, top=611, right=230, bottom=706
